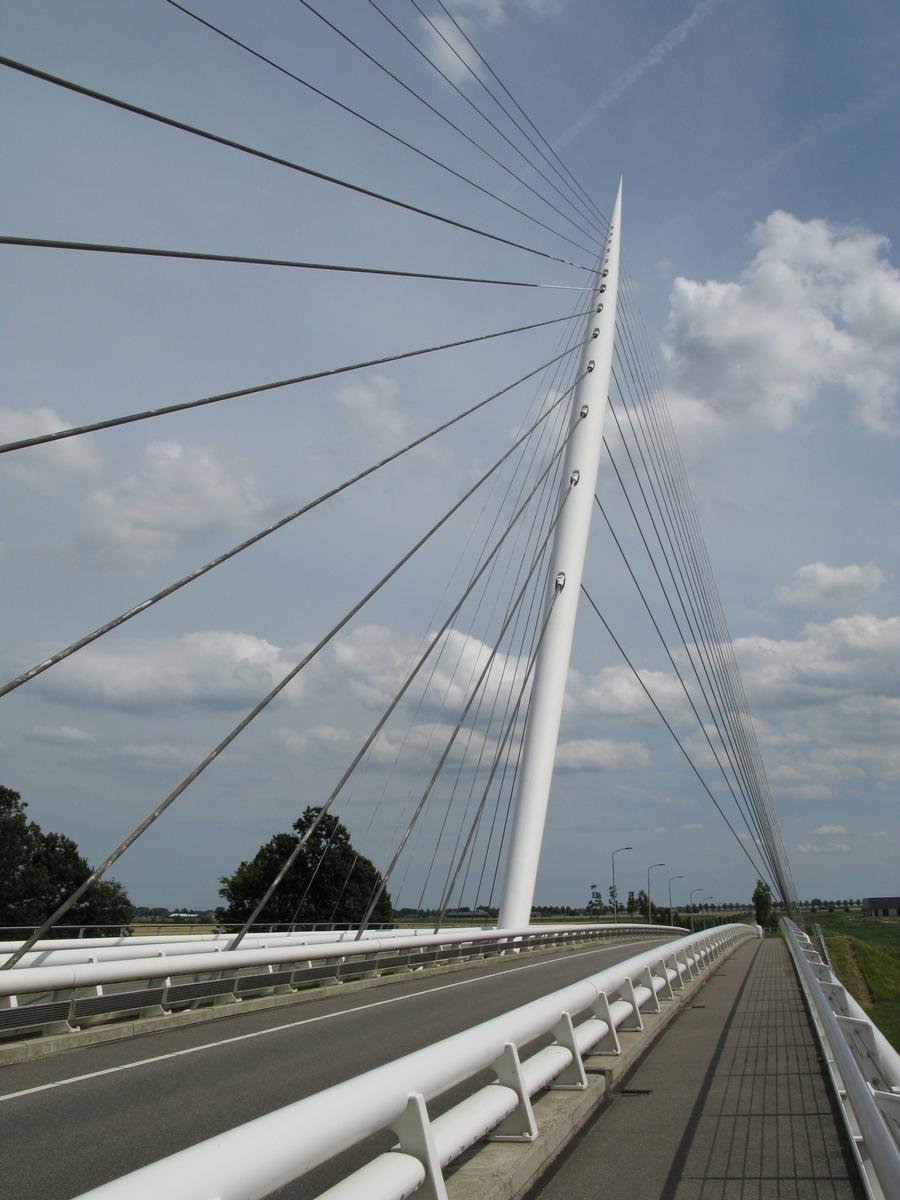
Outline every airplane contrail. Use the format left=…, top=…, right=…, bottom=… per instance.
left=554, top=0, right=727, bottom=150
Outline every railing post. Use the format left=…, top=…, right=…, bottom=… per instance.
left=390, top=1092, right=448, bottom=1200
left=498, top=181, right=623, bottom=928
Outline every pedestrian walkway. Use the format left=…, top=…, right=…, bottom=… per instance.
left=528, top=937, right=863, bottom=1199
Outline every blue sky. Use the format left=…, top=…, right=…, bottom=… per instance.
left=2, top=0, right=899, bottom=910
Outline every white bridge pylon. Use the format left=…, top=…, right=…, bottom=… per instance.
left=499, top=180, right=623, bottom=930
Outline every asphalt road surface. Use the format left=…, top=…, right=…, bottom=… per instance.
left=0, top=935, right=671, bottom=1199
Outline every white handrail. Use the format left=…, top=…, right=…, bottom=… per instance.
left=72, top=924, right=754, bottom=1200
left=0, top=924, right=483, bottom=969
left=781, top=919, right=900, bottom=1200
left=0, top=923, right=678, bottom=997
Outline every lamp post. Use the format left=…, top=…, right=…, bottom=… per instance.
left=647, top=862, right=664, bottom=925
left=611, top=845, right=632, bottom=924
left=668, top=874, right=684, bottom=927
left=689, top=887, right=703, bottom=934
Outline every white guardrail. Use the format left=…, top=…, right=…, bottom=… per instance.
left=72, top=923, right=756, bottom=1200
left=781, top=919, right=900, bottom=1200
left=0, top=924, right=475, bottom=969
left=0, top=923, right=677, bottom=1040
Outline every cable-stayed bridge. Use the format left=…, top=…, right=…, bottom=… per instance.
left=1, top=5, right=898, bottom=1198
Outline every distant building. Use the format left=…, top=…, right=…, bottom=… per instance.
left=862, top=897, right=900, bottom=917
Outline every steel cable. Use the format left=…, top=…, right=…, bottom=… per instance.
left=579, top=584, right=776, bottom=887
left=0, top=235, right=595, bottom=289
left=364, top=0, right=602, bottom=243
left=225, top=393, right=584, bottom=947
left=614, top=287, right=787, bottom=884
left=407, top=357, right=578, bottom=909
left=163, top=0, right=600, bottom=258
left=0, top=55, right=592, bottom=272
left=434, top=594, right=556, bottom=930
left=2, top=381, right=581, bottom=968
left=1, top=336, right=587, bottom=699
left=417, top=0, right=606, bottom=236
left=430, top=0, right=610, bottom=232
left=0, top=309, right=589, bottom=455
left=355, top=482, right=574, bottom=936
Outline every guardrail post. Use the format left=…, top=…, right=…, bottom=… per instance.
left=550, top=1011, right=588, bottom=1089
left=590, top=991, right=621, bottom=1053
left=822, top=980, right=851, bottom=1016
left=489, top=1043, right=539, bottom=1141
left=872, top=1091, right=900, bottom=1142
left=617, top=977, right=643, bottom=1031
left=390, top=1092, right=448, bottom=1200
left=638, top=966, right=661, bottom=1013
left=657, top=959, right=674, bottom=1000
left=666, top=955, right=684, bottom=991
left=835, top=1016, right=890, bottom=1089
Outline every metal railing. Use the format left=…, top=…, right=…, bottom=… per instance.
left=781, top=919, right=900, bottom=1200
left=0, top=922, right=677, bottom=1041
left=71, top=923, right=755, bottom=1200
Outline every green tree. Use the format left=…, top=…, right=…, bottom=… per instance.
left=586, top=883, right=605, bottom=917
left=219, top=806, right=392, bottom=925
left=752, top=879, right=774, bottom=929
left=0, top=786, right=133, bottom=931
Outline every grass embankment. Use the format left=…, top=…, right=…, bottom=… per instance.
left=811, top=912, right=900, bottom=1050
left=811, top=908, right=900, bottom=960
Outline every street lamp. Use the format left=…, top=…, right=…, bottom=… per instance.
left=611, top=846, right=632, bottom=924
left=647, top=863, right=665, bottom=925
left=689, top=887, right=703, bottom=934
left=668, top=875, right=684, bottom=927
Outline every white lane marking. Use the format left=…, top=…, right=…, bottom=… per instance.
left=0, top=938, right=660, bottom=1103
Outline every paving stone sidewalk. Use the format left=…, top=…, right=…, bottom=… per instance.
left=527, top=937, right=863, bottom=1199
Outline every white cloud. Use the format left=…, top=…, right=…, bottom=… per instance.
left=117, top=742, right=208, bottom=768
left=416, top=13, right=483, bottom=85
left=87, top=441, right=264, bottom=554
left=26, top=724, right=96, bottom=745
left=796, top=842, right=851, bottom=854
left=664, top=211, right=900, bottom=433
left=735, top=614, right=900, bottom=712
left=274, top=724, right=354, bottom=758
left=337, top=375, right=410, bottom=448
left=36, top=630, right=304, bottom=713
left=0, top=406, right=101, bottom=488
left=814, top=824, right=848, bottom=835
left=577, top=664, right=689, bottom=721
left=417, top=1, right=567, bottom=84
left=555, top=737, right=649, bottom=772
left=332, top=624, right=534, bottom=715
left=776, top=562, right=886, bottom=609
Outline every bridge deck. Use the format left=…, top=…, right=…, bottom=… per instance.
left=529, top=937, right=863, bottom=1199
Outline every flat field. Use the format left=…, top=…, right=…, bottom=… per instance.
left=808, top=910, right=900, bottom=1049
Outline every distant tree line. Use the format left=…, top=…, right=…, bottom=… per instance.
left=0, top=785, right=133, bottom=933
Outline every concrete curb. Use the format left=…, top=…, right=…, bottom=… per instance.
left=445, top=942, right=738, bottom=1200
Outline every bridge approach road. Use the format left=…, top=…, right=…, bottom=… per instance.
left=0, top=934, right=672, bottom=1198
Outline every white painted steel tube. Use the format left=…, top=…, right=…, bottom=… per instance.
left=433, top=1087, right=520, bottom=1163
left=790, top=924, right=900, bottom=1093
left=72, top=925, right=752, bottom=1200
left=782, top=921, right=900, bottom=1196
left=314, top=1154, right=426, bottom=1200
left=0, top=923, right=679, bottom=999
left=499, top=182, right=623, bottom=929
left=0, top=925, right=449, bottom=965
left=0, top=925, right=458, bottom=969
